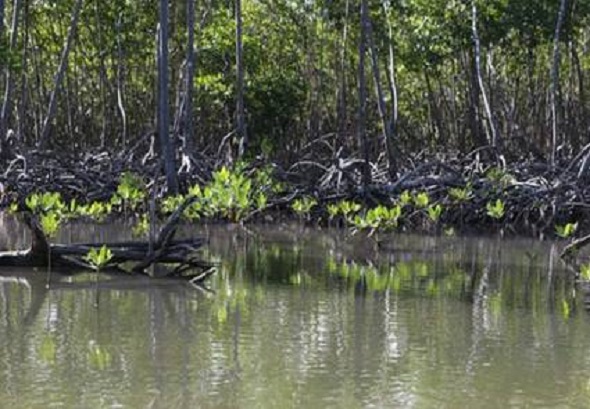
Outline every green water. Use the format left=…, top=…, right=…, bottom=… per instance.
left=0, top=222, right=589, bottom=408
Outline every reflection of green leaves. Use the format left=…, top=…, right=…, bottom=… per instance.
left=39, top=334, right=57, bottom=364
left=580, top=264, right=590, bottom=281
left=88, top=344, right=112, bottom=370
left=561, top=300, right=571, bottom=320
left=132, top=213, right=149, bottom=237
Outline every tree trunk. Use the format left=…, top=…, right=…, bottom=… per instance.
left=550, top=0, right=568, bottom=167
left=472, top=0, right=500, bottom=151
left=366, top=17, right=397, bottom=179
left=0, top=0, right=4, bottom=40
left=116, top=14, right=127, bottom=148
left=336, top=0, right=349, bottom=148
left=358, top=0, right=371, bottom=187
left=235, top=0, right=247, bottom=159
left=38, top=0, right=83, bottom=149
left=0, top=0, right=22, bottom=159
left=158, top=0, right=179, bottom=194
left=184, top=0, right=196, bottom=155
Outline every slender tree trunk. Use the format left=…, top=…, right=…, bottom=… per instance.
left=158, top=0, right=179, bottom=193
left=382, top=2, right=398, bottom=146
left=550, top=0, right=568, bottom=167
left=0, top=0, right=5, bottom=40
left=0, top=0, right=21, bottom=159
left=336, top=0, right=349, bottom=147
left=472, top=0, right=500, bottom=151
left=95, top=0, right=107, bottom=148
left=38, top=0, right=83, bottom=149
left=184, top=0, right=196, bottom=154
left=17, top=0, right=28, bottom=143
left=116, top=14, right=127, bottom=148
left=366, top=17, right=397, bottom=178
left=235, top=0, right=246, bottom=159
left=358, top=0, right=371, bottom=187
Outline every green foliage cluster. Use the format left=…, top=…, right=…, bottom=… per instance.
left=84, top=245, right=114, bottom=271
left=486, top=199, right=505, bottom=220
left=555, top=222, right=577, bottom=239
left=292, top=197, right=318, bottom=219
left=162, top=165, right=280, bottom=222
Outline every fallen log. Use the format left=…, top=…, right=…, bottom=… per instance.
left=0, top=198, right=214, bottom=282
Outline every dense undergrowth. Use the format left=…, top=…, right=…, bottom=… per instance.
left=8, top=161, right=586, bottom=244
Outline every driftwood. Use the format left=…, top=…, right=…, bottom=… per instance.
left=0, top=199, right=215, bottom=282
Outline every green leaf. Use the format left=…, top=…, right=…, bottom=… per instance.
left=486, top=199, right=505, bottom=219
left=84, top=245, right=113, bottom=270
left=414, top=192, right=430, bottom=208
left=555, top=222, right=577, bottom=238
left=40, top=212, right=60, bottom=238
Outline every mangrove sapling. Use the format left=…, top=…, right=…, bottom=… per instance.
left=25, top=192, right=66, bottom=288
left=115, top=171, right=146, bottom=220
left=399, top=190, right=412, bottom=207
left=84, top=244, right=114, bottom=307
left=580, top=264, right=590, bottom=281
left=427, top=204, right=443, bottom=231
left=327, top=203, right=340, bottom=226
left=555, top=222, right=577, bottom=239
left=350, top=204, right=402, bottom=240
left=449, top=184, right=472, bottom=229
left=486, top=199, right=506, bottom=235
left=292, top=197, right=318, bottom=222
left=413, top=191, right=430, bottom=209
left=40, top=212, right=60, bottom=289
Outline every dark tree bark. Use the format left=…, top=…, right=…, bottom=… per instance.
left=336, top=0, right=349, bottom=147
left=358, top=0, right=371, bottom=187
left=184, top=0, right=196, bottom=154
left=0, top=0, right=22, bottom=159
left=472, top=0, right=500, bottom=151
left=550, top=0, right=568, bottom=167
left=366, top=16, right=397, bottom=179
left=235, top=0, right=247, bottom=159
left=116, top=14, right=127, bottom=148
left=158, top=0, right=179, bottom=193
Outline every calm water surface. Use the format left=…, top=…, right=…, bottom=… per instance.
left=0, top=220, right=589, bottom=408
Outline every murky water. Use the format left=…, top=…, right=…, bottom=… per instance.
left=0, top=220, right=589, bottom=408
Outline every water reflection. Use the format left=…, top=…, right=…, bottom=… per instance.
left=0, top=222, right=589, bottom=408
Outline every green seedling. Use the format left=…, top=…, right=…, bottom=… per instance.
left=449, top=186, right=470, bottom=202
left=292, top=197, right=317, bottom=218
left=84, top=245, right=114, bottom=271
left=85, top=244, right=114, bottom=308
left=399, top=190, right=412, bottom=206
left=327, top=204, right=340, bottom=220
left=116, top=172, right=145, bottom=211
left=486, top=199, right=505, bottom=220
left=555, top=222, right=577, bottom=239
left=427, top=204, right=443, bottom=222
left=414, top=192, right=430, bottom=208
left=351, top=205, right=402, bottom=232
